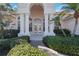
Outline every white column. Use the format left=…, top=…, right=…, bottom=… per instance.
left=18, top=13, right=25, bottom=36
left=49, top=21, right=55, bottom=36
left=25, top=13, right=30, bottom=36
left=15, top=15, right=19, bottom=30
left=44, top=13, right=49, bottom=36
left=48, top=13, right=55, bottom=36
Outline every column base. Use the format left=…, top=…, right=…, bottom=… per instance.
left=48, top=32, right=55, bottom=36
left=44, top=32, right=55, bottom=36
left=18, top=32, right=30, bottom=37
left=18, top=32, right=25, bottom=37
left=24, top=32, right=30, bottom=36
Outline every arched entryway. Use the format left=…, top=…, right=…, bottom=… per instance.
left=29, top=4, right=44, bottom=33
left=18, top=3, right=55, bottom=37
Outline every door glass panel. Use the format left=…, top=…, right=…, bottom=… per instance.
left=34, top=25, right=37, bottom=31
left=39, top=25, right=41, bottom=31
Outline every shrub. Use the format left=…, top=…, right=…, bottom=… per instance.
left=7, top=44, right=48, bottom=56
left=0, top=39, right=11, bottom=55
left=0, top=36, right=30, bottom=50
left=9, top=36, right=30, bottom=48
left=0, top=39, right=10, bottom=50
left=3, top=29, right=19, bottom=39
left=54, top=29, right=71, bottom=36
left=43, top=36, right=79, bottom=56
left=0, top=36, right=30, bottom=55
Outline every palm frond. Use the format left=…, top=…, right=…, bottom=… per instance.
left=62, top=3, right=78, bottom=11
left=53, top=16, right=60, bottom=22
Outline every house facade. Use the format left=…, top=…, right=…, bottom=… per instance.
left=17, top=3, right=55, bottom=36
left=4, top=3, right=79, bottom=36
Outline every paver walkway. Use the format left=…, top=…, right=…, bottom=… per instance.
left=30, top=33, right=65, bottom=56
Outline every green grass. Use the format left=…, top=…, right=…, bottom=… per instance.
left=43, top=36, right=79, bottom=56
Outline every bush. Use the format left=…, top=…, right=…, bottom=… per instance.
left=54, top=29, right=71, bottom=36
left=0, top=36, right=30, bottom=55
left=43, top=36, right=79, bottom=56
left=0, top=39, right=11, bottom=55
left=7, top=44, right=48, bottom=56
left=0, top=36, right=30, bottom=50
left=3, top=29, right=19, bottom=39
left=9, top=36, right=30, bottom=48
left=0, top=39, right=10, bottom=50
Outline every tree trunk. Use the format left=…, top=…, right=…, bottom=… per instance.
left=59, top=25, right=67, bottom=37
left=58, top=22, right=66, bottom=37
left=71, top=19, right=78, bottom=37
left=0, top=25, right=4, bottom=39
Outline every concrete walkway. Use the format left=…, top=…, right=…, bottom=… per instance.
left=30, top=33, right=65, bottom=56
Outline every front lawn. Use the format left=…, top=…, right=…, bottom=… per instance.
left=43, top=36, right=79, bottom=56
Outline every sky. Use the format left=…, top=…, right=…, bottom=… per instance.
left=10, top=3, right=17, bottom=10
left=10, top=3, right=63, bottom=12
left=54, top=3, right=64, bottom=12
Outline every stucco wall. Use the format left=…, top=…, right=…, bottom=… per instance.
left=4, top=18, right=18, bottom=30
left=61, top=18, right=79, bottom=35
left=75, top=18, right=79, bottom=35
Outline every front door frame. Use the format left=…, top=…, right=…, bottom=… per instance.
left=32, top=18, right=43, bottom=33
left=33, top=24, right=43, bottom=33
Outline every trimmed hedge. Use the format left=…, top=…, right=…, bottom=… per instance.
left=0, top=36, right=30, bottom=55
left=0, top=29, right=19, bottom=39
left=0, top=39, right=11, bottom=55
left=3, top=29, right=19, bottom=39
left=54, top=29, right=71, bottom=36
left=9, top=36, right=30, bottom=48
left=0, top=36, right=47, bottom=56
left=7, top=44, right=48, bottom=56
left=0, top=36, right=30, bottom=50
left=43, top=36, right=79, bottom=56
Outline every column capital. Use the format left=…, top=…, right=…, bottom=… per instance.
left=19, top=12, right=30, bottom=15
left=25, top=13, right=30, bottom=16
left=44, top=12, right=48, bottom=15
left=18, top=13, right=25, bottom=16
left=44, top=12, right=52, bottom=15
left=44, top=13, right=48, bottom=18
